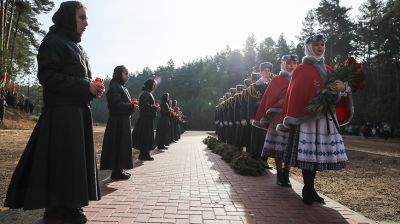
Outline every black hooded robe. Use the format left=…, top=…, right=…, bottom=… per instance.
left=155, top=101, right=171, bottom=147
left=100, top=82, right=134, bottom=170
left=4, top=2, right=100, bottom=210
left=132, top=91, right=156, bottom=153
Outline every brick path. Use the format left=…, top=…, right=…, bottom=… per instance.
left=83, top=131, right=374, bottom=224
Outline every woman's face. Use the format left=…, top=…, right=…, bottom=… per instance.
left=122, top=68, right=129, bottom=83
left=76, top=7, right=88, bottom=34
left=152, top=82, right=157, bottom=91
left=311, top=40, right=325, bottom=57
left=285, top=60, right=297, bottom=73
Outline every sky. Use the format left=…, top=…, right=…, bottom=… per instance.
left=38, top=0, right=366, bottom=79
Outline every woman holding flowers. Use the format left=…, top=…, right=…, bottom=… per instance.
left=258, top=55, right=298, bottom=187
left=100, top=65, right=138, bottom=180
left=277, top=34, right=354, bottom=205
left=132, top=79, right=160, bottom=161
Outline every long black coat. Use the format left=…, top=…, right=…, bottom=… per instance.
left=4, top=29, right=100, bottom=210
left=155, top=101, right=171, bottom=147
left=100, top=82, right=134, bottom=170
left=132, top=91, right=156, bottom=150
left=249, top=82, right=268, bottom=158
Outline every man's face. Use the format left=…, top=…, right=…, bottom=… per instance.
left=261, top=68, right=271, bottom=79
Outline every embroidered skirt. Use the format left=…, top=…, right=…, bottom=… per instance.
left=284, top=116, right=348, bottom=171
left=261, top=119, right=289, bottom=160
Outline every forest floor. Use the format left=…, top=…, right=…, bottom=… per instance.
left=0, top=107, right=399, bottom=223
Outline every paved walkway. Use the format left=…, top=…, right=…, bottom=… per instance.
left=83, top=131, right=373, bottom=224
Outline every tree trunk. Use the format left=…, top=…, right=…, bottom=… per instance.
left=4, top=0, right=15, bottom=50
left=8, top=9, right=18, bottom=71
left=0, top=0, right=4, bottom=65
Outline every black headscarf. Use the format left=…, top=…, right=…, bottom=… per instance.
left=51, top=1, right=85, bottom=43
left=110, top=65, right=127, bottom=85
left=142, top=79, right=155, bottom=92
left=161, top=93, right=169, bottom=102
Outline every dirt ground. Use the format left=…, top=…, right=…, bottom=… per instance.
left=0, top=126, right=399, bottom=223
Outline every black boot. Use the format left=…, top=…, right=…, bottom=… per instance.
left=64, top=208, right=87, bottom=224
left=301, top=170, right=314, bottom=205
left=310, top=171, right=325, bottom=204
left=111, top=169, right=130, bottom=180
left=282, top=168, right=292, bottom=188
left=276, top=169, right=285, bottom=186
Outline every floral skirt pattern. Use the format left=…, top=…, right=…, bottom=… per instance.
left=284, top=116, right=348, bottom=171
left=261, top=119, right=288, bottom=160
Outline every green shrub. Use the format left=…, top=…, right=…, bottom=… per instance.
left=202, top=136, right=219, bottom=150
left=213, top=143, right=230, bottom=155
left=221, top=146, right=241, bottom=163
left=230, top=152, right=265, bottom=176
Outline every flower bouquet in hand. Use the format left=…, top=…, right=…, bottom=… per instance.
left=131, top=99, right=139, bottom=111
left=154, top=103, right=161, bottom=112
left=307, top=56, right=365, bottom=113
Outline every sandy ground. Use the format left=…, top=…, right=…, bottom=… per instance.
left=0, top=128, right=399, bottom=223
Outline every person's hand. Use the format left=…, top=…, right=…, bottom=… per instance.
left=133, top=104, right=139, bottom=111
left=329, top=80, right=345, bottom=92
left=90, top=81, right=105, bottom=97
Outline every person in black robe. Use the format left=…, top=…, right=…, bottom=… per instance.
left=155, top=93, right=171, bottom=149
left=4, top=2, right=104, bottom=223
left=100, top=65, right=138, bottom=180
left=132, top=79, right=159, bottom=161
left=249, top=62, right=272, bottom=168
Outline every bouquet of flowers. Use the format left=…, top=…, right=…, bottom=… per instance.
left=307, top=57, right=365, bottom=113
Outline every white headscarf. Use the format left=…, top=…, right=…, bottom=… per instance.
left=304, top=42, right=325, bottom=62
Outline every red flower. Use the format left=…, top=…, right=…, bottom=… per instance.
left=131, top=99, right=138, bottom=106
left=307, top=56, right=366, bottom=113
left=332, top=57, right=365, bottom=93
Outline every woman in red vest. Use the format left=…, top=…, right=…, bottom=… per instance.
left=277, top=34, right=353, bottom=205
left=258, top=55, right=298, bottom=187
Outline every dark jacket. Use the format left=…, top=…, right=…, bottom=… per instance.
left=5, top=28, right=100, bottom=209
left=100, top=82, right=134, bottom=170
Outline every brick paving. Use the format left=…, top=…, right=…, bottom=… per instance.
left=84, top=131, right=374, bottom=224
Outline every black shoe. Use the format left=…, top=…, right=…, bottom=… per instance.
left=111, top=170, right=130, bottom=180
left=302, top=187, right=313, bottom=205
left=64, top=208, right=87, bottom=224
left=142, top=157, right=154, bottom=161
left=158, top=146, right=168, bottom=150
left=311, top=188, right=325, bottom=204
left=122, top=170, right=131, bottom=177
left=44, top=208, right=64, bottom=221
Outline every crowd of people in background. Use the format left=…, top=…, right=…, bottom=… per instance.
left=351, top=121, right=393, bottom=140
left=0, top=87, right=36, bottom=125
